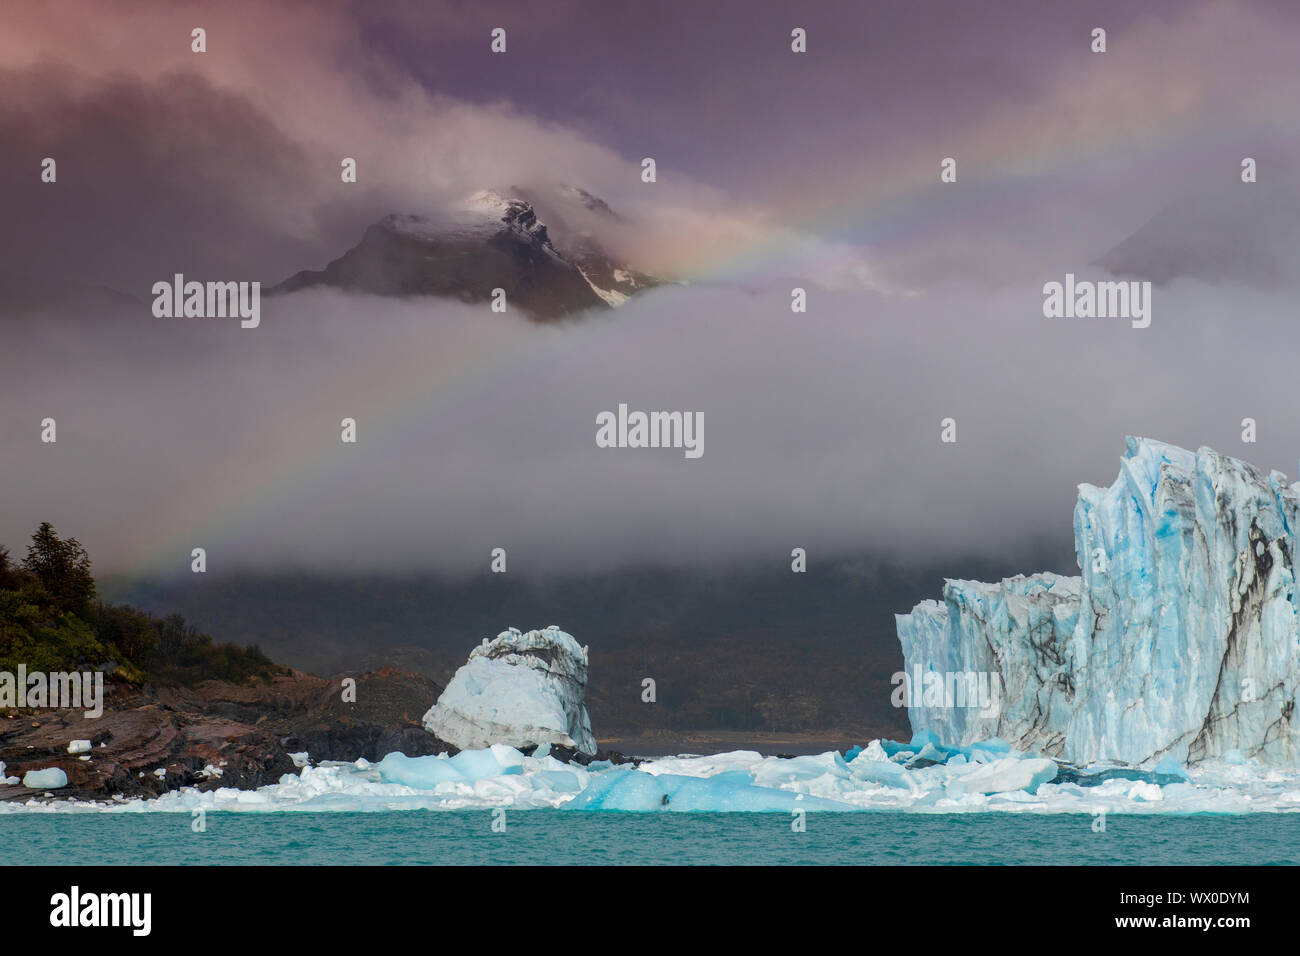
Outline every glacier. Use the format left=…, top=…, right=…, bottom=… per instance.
left=897, top=436, right=1300, bottom=767
left=422, top=626, right=597, bottom=755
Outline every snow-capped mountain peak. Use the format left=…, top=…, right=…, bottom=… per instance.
left=272, top=186, right=655, bottom=320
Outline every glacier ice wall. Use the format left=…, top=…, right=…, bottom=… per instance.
left=896, top=437, right=1300, bottom=766
left=423, top=626, right=597, bottom=755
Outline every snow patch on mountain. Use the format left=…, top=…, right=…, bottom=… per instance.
left=382, top=191, right=557, bottom=252
left=578, top=267, right=630, bottom=306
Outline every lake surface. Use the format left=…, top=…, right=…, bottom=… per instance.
left=5, top=810, right=1298, bottom=865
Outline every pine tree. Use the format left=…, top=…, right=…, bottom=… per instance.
left=22, top=521, right=96, bottom=615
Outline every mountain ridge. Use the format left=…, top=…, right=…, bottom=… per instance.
left=272, top=186, right=656, bottom=320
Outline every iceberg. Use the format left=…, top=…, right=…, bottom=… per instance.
left=897, top=437, right=1300, bottom=767
left=423, top=626, right=597, bottom=755
left=22, top=768, right=68, bottom=790
left=561, top=766, right=855, bottom=812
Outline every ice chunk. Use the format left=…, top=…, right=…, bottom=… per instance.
left=67, top=740, right=91, bottom=755
left=423, top=626, right=596, bottom=754
left=562, top=767, right=853, bottom=812
left=376, top=753, right=467, bottom=788
left=951, top=757, right=1057, bottom=795
left=562, top=767, right=668, bottom=811
left=1129, top=781, right=1164, bottom=802
left=532, top=769, right=583, bottom=793
left=451, top=746, right=524, bottom=780
left=375, top=746, right=527, bottom=790
left=22, top=768, right=68, bottom=790
left=1151, top=755, right=1192, bottom=782
left=849, top=757, right=912, bottom=789
left=751, top=752, right=849, bottom=786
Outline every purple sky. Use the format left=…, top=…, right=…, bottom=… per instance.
left=3, top=0, right=1300, bottom=576
left=4, top=0, right=1299, bottom=292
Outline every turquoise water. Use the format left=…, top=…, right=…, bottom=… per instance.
left=4, top=811, right=1299, bottom=865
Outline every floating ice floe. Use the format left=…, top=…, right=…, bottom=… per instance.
left=6, top=735, right=1300, bottom=814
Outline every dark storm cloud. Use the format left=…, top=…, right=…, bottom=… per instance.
left=0, top=45, right=533, bottom=310
left=0, top=0, right=792, bottom=303
left=2, top=0, right=1300, bottom=578
left=355, top=0, right=1300, bottom=242
left=5, top=0, right=1299, bottom=295
left=353, top=0, right=1173, bottom=198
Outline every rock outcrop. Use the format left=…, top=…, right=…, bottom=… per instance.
left=0, top=667, right=450, bottom=802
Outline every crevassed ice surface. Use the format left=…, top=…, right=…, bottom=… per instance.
left=897, top=436, right=1300, bottom=766
left=423, top=626, right=597, bottom=755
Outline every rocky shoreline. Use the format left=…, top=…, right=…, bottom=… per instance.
left=0, top=667, right=448, bottom=803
